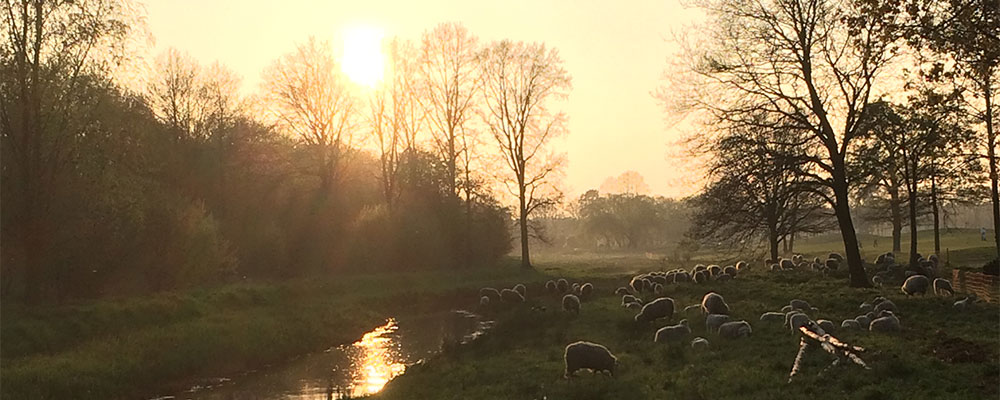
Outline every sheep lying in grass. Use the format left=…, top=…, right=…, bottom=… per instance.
left=708, top=265, right=722, bottom=277
left=564, top=341, right=617, bottom=378
left=614, top=287, right=630, bottom=296
left=691, top=337, right=710, bottom=350
left=655, top=319, right=691, bottom=344
left=706, top=314, right=731, bottom=333
left=841, top=319, right=861, bottom=329
left=556, top=279, right=569, bottom=293
left=825, top=259, right=839, bottom=270
left=869, top=311, right=900, bottom=332
left=718, top=320, right=752, bottom=339
left=513, top=283, right=527, bottom=297
left=760, top=312, right=785, bottom=324
left=545, top=280, right=557, bottom=293
left=901, top=275, right=930, bottom=296
left=580, top=283, right=594, bottom=298
left=635, top=297, right=675, bottom=323
left=770, top=263, right=781, bottom=272
left=933, top=278, right=954, bottom=296
left=562, top=294, right=581, bottom=314
left=701, top=292, right=731, bottom=315
left=500, top=288, right=524, bottom=303
left=479, top=287, right=501, bottom=302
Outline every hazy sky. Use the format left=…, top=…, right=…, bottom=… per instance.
left=141, top=0, right=703, bottom=198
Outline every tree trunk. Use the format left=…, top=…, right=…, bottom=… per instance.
left=985, top=74, right=1000, bottom=258
left=767, top=211, right=780, bottom=262
left=518, top=184, right=531, bottom=269
left=789, top=232, right=795, bottom=254
left=782, top=234, right=788, bottom=254
left=931, top=174, right=940, bottom=256
left=889, top=184, right=903, bottom=252
left=907, top=181, right=919, bottom=268
left=831, top=173, right=869, bottom=287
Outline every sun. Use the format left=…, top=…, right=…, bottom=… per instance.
left=341, top=25, right=385, bottom=88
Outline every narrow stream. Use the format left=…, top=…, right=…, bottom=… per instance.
left=155, top=310, right=493, bottom=400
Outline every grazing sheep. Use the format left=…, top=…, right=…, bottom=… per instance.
left=626, top=302, right=642, bottom=311
left=500, top=288, right=524, bottom=303
left=480, top=287, right=502, bottom=302
left=760, top=312, right=786, bottom=324
left=706, top=313, right=732, bottom=333
left=718, top=320, right=753, bottom=339
left=691, top=337, right=710, bottom=350
left=564, top=341, right=617, bottom=378
left=869, top=311, right=901, bottom=332
left=708, top=265, right=722, bottom=277
left=635, top=297, right=676, bottom=323
left=736, top=261, right=748, bottom=271
left=859, top=302, right=873, bottom=313
left=655, top=319, right=692, bottom=344
left=674, top=271, right=692, bottom=283
left=480, top=296, right=490, bottom=307
left=580, top=283, right=594, bottom=298
left=614, top=287, right=630, bottom=296
left=562, top=294, right=581, bottom=314
left=693, top=270, right=708, bottom=284
left=545, top=280, right=557, bottom=293
left=770, top=263, right=781, bottom=272
left=786, top=312, right=810, bottom=332
left=723, top=266, right=737, bottom=277
left=683, top=304, right=701, bottom=315
left=780, top=259, right=795, bottom=270
left=716, top=273, right=733, bottom=282
left=901, top=275, right=930, bottom=296
left=873, top=299, right=897, bottom=314
left=781, top=305, right=793, bottom=313
left=556, top=279, right=569, bottom=293
left=872, top=275, right=884, bottom=287
left=694, top=264, right=707, bottom=272
left=789, top=299, right=811, bottom=311
left=630, top=276, right=645, bottom=293
left=841, top=319, right=861, bottom=329
left=653, top=283, right=664, bottom=294
left=571, top=283, right=581, bottom=295
left=933, top=278, right=954, bottom=296
left=513, top=283, right=527, bottom=297
left=854, top=315, right=871, bottom=327
left=953, top=296, right=972, bottom=310
left=701, top=292, right=731, bottom=315
left=621, top=294, right=642, bottom=307
left=829, top=253, right=844, bottom=262
left=816, top=319, right=835, bottom=333
left=825, top=259, right=839, bottom=270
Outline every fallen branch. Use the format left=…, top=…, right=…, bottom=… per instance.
left=788, top=323, right=870, bottom=382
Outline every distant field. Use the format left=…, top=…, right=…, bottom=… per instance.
left=378, top=254, right=1000, bottom=400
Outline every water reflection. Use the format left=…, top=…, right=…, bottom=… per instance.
left=166, top=310, right=491, bottom=400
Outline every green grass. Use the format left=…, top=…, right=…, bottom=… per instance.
left=377, top=263, right=999, bottom=400
left=0, top=264, right=547, bottom=399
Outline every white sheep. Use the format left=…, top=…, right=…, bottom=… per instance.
left=580, top=283, right=594, bottom=298
left=869, top=311, right=901, bottom=332
left=789, top=299, right=811, bottom=311
left=953, top=296, right=971, bottom=310
left=630, top=276, right=645, bottom=292
left=859, top=302, right=873, bottom=313
left=723, top=266, right=737, bottom=277
left=786, top=312, right=810, bottom=332
left=479, top=287, right=501, bottom=302
left=901, top=275, right=930, bottom=296
left=571, top=282, right=581, bottom=295
left=873, top=299, right=897, bottom=314
left=760, top=311, right=785, bottom=324
left=562, top=294, right=581, bottom=314
left=693, top=270, right=708, bottom=284
left=718, top=320, right=752, bottom=339
left=816, top=319, right=835, bottom=333
left=701, top=292, right=730, bottom=315
left=841, top=319, right=861, bottom=329
left=513, top=283, right=527, bottom=297
left=480, top=296, right=490, bottom=307
left=614, top=287, right=630, bottom=296
left=635, top=297, right=675, bottom=323
left=556, top=278, right=569, bottom=293
left=674, top=271, right=692, bottom=283
left=654, top=319, right=692, bottom=344
left=705, top=313, right=731, bottom=333
left=500, top=288, right=524, bottom=303
left=545, top=280, right=557, bottom=292
left=691, top=336, right=710, bottom=350
left=780, top=259, right=795, bottom=270
left=854, top=314, right=871, bottom=327
left=932, top=278, right=954, bottom=296
left=716, top=273, right=733, bottom=282
left=736, top=261, right=748, bottom=271
left=564, top=341, right=617, bottom=378
left=708, top=265, right=722, bottom=276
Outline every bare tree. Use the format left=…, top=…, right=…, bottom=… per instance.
left=480, top=40, right=571, bottom=269
left=261, top=37, right=357, bottom=193
left=664, top=0, right=902, bottom=286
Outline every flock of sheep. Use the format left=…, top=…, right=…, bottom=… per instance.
left=475, top=251, right=981, bottom=380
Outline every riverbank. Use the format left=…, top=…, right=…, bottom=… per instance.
left=0, top=264, right=544, bottom=399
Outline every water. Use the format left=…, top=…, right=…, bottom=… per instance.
left=158, top=310, right=493, bottom=400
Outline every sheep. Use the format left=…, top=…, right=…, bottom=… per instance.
left=691, top=337, right=710, bottom=350
left=653, top=283, right=664, bottom=294
left=869, top=311, right=901, bottom=332
left=693, top=270, right=708, bottom=284
left=580, top=283, right=594, bottom=298
left=841, top=319, right=861, bottom=329
left=480, top=296, right=490, bottom=307
left=564, top=341, right=617, bottom=378
left=655, top=319, right=692, bottom=344
left=500, top=288, right=524, bottom=303
left=859, top=302, right=873, bottom=313
left=953, top=296, right=972, bottom=310
left=621, top=294, right=642, bottom=307
left=614, top=287, right=630, bottom=296
left=825, top=258, right=839, bottom=270
left=854, top=315, right=871, bottom=327
left=545, top=280, right=557, bottom=293
left=872, top=275, right=884, bottom=287
left=780, top=305, right=793, bottom=313
left=562, top=294, right=581, bottom=314
left=816, top=319, right=835, bottom=333
left=706, top=313, right=731, bottom=333
left=786, top=312, right=810, bottom=332
left=701, top=292, right=731, bottom=315
left=873, top=299, right=897, bottom=314
left=626, top=302, right=642, bottom=311
left=556, top=279, right=569, bottom=293
left=770, top=263, right=781, bottom=272
left=683, top=304, right=702, bottom=315
left=736, top=261, right=748, bottom=271
left=760, top=311, right=786, bottom=324
left=513, top=283, right=527, bottom=297
left=829, top=252, right=844, bottom=262
left=716, top=273, right=733, bottom=282
left=780, top=259, right=795, bottom=270
left=674, top=271, right=692, bottom=283
left=718, top=320, right=753, bottom=339
left=630, top=276, right=645, bottom=293
left=708, top=265, right=722, bottom=277
left=901, top=275, right=930, bottom=296
left=635, top=297, right=675, bottom=323
left=479, top=287, right=501, bottom=302
left=933, top=278, right=954, bottom=296
left=694, top=264, right=707, bottom=272
left=723, top=266, right=737, bottom=277
left=789, top=299, right=811, bottom=311
left=571, top=283, right=581, bottom=295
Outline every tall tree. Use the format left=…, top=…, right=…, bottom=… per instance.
left=480, top=40, right=571, bottom=269
left=261, top=37, right=357, bottom=194
left=665, top=0, right=902, bottom=286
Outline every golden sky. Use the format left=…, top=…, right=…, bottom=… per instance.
left=142, top=0, right=703, bottom=198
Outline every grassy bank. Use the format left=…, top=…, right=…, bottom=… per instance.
left=0, top=264, right=545, bottom=399
left=378, top=260, right=999, bottom=399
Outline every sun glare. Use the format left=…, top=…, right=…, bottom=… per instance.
left=341, top=25, right=385, bottom=88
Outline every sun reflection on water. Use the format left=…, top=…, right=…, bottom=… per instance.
left=347, top=318, right=406, bottom=398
